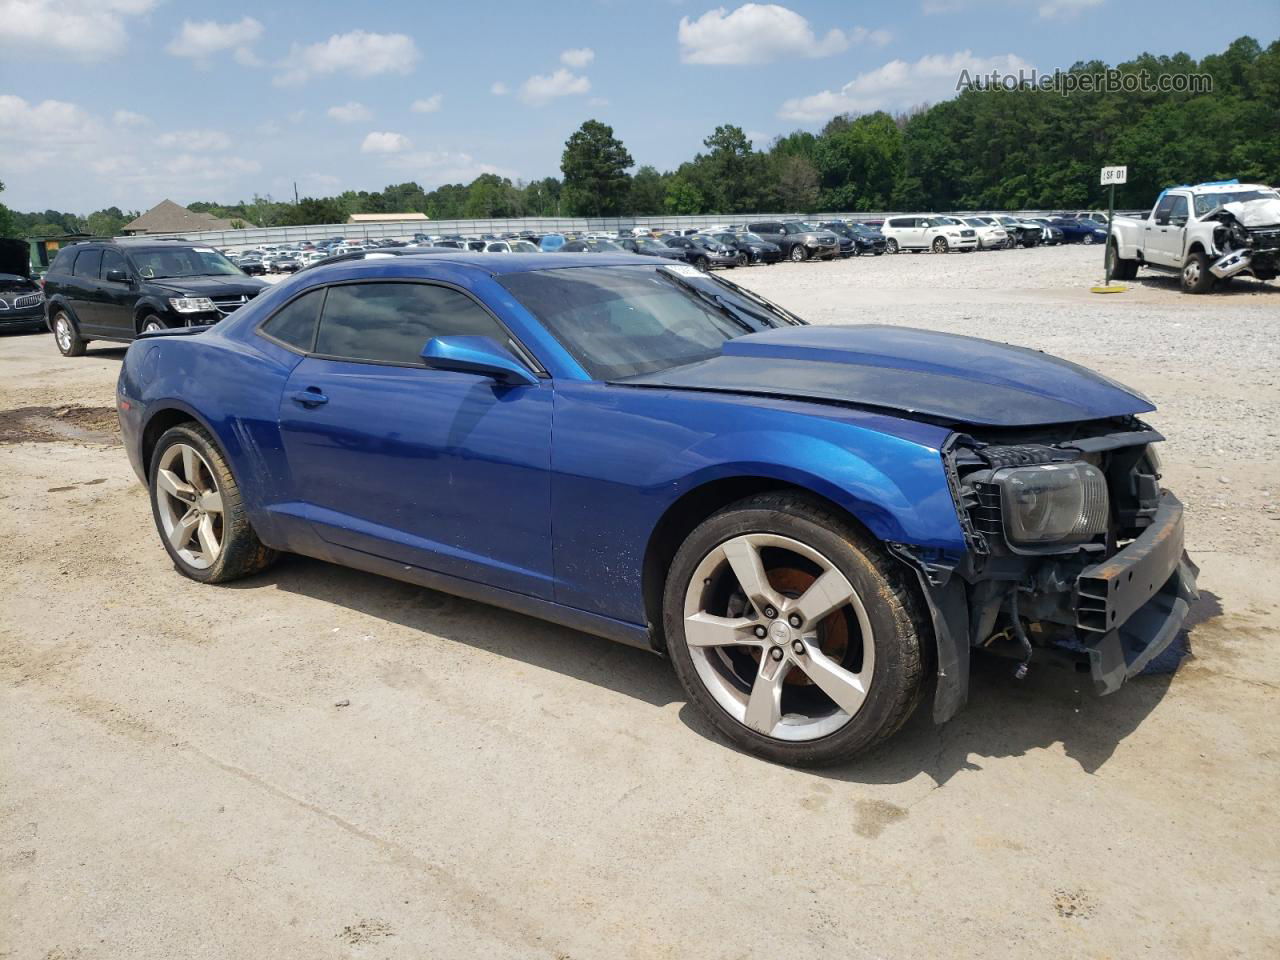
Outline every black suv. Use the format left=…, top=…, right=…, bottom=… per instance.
left=43, top=239, right=267, bottom=357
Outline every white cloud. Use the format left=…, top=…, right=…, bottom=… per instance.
left=165, top=16, right=262, bottom=64
left=327, top=101, right=372, bottom=123
left=490, top=81, right=510, bottom=96
left=276, top=30, right=419, bottom=85
left=0, top=93, right=254, bottom=210
left=361, top=131, right=411, bottom=154
left=560, top=47, right=595, bottom=68
left=519, top=68, right=591, bottom=106
left=113, top=109, right=150, bottom=127
left=1038, top=0, right=1103, bottom=17
left=411, top=94, right=444, bottom=113
left=0, top=0, right=157, bottom=62
left=677, top=4, right=886, bottom=65
left=779, top=50, right=1035, bottom=121
left=154, top=129, right=233, bottom=151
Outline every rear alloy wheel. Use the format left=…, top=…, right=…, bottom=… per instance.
left=664, top=493, right=925, bottom=766
left=52, top=310, right=87, bottom=357
left=932, top=236, right=949, bottom=254
left=884, top=238, right=899, bottom=254
left=150, top=423, right=278, bottom=583
left=789, top=245, right=808, bottom=262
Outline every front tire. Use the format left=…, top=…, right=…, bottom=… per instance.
left=1181, top=250, right=1213, bottom=293
left=663, top=493, right=926, bottom=767
left=789, top=245, right=808, bottom=262
left=1081, top=233, right=1095, bottom=246
left=932, top=236, right=949, bottom=254
left=52, top=310, right=87, bottom=357
left=149, top=423, right=278, bottom=584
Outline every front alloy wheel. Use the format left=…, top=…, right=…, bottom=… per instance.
left=789, top=245, right=808, bottom=262
left=932, top=236, right=949, bottom=254
left=664, top=493, right=925, bottom=766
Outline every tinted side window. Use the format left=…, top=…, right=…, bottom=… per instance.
left=887, top=218, right=907, bottom=228
left=1167, top=195, right=1189, bottom=221
left=260, top=289, right=325, bottom=352
left=100, top=249, right=126, bottom=278
left=73, top=249, right=102, bottom=278
left=49, top=248, right=77, bottom=274
left=315, top=282, right=508, bottom=365
left=1153, top=194, right=1175, bottom=221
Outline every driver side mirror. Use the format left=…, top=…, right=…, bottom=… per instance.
left=105, top=269, right=129, bottom=283
left=421, top=335, right=538, bottom=386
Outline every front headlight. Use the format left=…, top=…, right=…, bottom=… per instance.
left=996, top=462, right=1109, bottom=546
left=168, top=297, right=216, bottom=313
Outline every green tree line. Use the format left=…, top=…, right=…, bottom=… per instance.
left=4, top=36, right=1275, bottom=236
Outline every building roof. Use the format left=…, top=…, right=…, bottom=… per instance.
left=122, top=199, right=255, bottom=235
left=346, top=212, right=430, bottom=223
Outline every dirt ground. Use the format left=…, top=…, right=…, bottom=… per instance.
left=2, top=245, right=1278, bottom=959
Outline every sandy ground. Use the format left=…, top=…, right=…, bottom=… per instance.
left=2, top=245, right=1278, bottom=959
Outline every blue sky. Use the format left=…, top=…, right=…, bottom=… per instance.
left=2, top=0, right=1277, bottom=213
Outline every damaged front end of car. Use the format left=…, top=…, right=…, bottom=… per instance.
left=1206, top=198, right=1280, bottom=282
left=893, top=418, right=1199, bottom=722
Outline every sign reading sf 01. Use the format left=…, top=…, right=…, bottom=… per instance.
left=1100, top=165, right=1128, bottom=186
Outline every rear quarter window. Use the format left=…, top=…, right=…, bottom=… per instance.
left=259, top=288, right=325, bottom=353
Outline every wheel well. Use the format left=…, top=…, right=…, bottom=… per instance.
left=641, top=477, right=876, bottom=652
left=134, top=306, right=160, bottom=333
left=140, top=409, right=197, bottom=478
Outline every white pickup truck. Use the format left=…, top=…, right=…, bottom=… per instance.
left=1108, top=181, right=1280, bottom=293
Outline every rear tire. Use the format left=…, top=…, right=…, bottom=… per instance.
left=149, top=423, right=279, bottom=584
left=663, top=492, right=926, bottom=767
left=1107, top=242, right=1139, bottom=280
left=884, top=238, right=899, bottom=254
left=52, top=310, right=87, bottom=357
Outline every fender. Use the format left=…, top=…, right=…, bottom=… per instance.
left=133, top=296, right=171, bottom=329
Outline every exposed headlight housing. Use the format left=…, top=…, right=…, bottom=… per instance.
left=995, top=462, right=1109, bottom=546
left=169, top=297, right=216, bottom=313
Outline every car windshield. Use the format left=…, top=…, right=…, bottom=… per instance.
left=782, top=222, right=813, bottom=234
left=739, top=233, right=766, bottom=243
left=129, top=247, right=242, bottom=279
left=1193, top=189, right=1280, bottom=216
left=849, top=224, right=877, bottom=236
left=498, top=265, right=797, bottom=380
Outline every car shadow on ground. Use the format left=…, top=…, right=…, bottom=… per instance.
left=1132, top=273, right=1277, bottom=296
left=250, top=554, right=1220, bottom=786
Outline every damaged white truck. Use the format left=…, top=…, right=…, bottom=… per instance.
left=1108, top=180, right=1280, bottom=293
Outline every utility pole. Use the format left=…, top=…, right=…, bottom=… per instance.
left=293, top=181, right=299, bottom=205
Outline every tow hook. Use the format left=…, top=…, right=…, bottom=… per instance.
left=1210, top=249, right=1251, bottom=279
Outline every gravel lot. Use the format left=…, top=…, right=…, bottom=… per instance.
left=2, top=244, right=1278, bottom=959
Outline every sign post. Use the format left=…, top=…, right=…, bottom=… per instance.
left=1100, top=165, right=1127, bottom=284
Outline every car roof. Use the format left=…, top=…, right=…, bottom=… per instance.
left=307, top=250, right=654, bottom=276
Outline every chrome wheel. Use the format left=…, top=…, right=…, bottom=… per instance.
left=681, top=533, right=875, bottom=742
left=155, top=442, right=224, bottom=570
left=55, top=315, right=72, bottom=352
left=1183, top=259, right=1201, bottom=287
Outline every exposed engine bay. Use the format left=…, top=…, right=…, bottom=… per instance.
left=1207, top=197, right=1280, bottom=282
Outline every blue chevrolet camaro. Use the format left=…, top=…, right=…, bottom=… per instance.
left=117, top=251, right=1197, bottom=765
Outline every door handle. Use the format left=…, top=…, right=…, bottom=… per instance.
left=290, top=389, right=328, bottom=407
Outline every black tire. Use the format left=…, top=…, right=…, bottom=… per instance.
left=695, top=256, right=710, bottom=272
left=1023, top=238, right=1038, bottom=248
left=149, top=422, right=278, bottom=584
left=735, top=252, right=749, bottom=268
left=884, top=238, right=899, bottom=254
left=140, top=315, right=167, bottom=334
left=1181, top=250, right=1213, bottom=293
left=1106, top=242, right=1139, bottom=281
left=932, top=236, right=949, bottom=254
left=51, top=309, right=87, bottom=357
left=663, top=492, right=927, bottom=767
left=789, top=244, right=808, bottom=262
left=1081, top=233, right=1095, bottom=246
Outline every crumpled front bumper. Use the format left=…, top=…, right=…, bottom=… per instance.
left=1074, top=492, right=1199, bottom=694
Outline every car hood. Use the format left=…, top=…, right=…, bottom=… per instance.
left=148, top=275, right=268, bottom=297
left=619, top=324, right=1155, bottom=427
left=0, top=238, right=31, bottom=278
